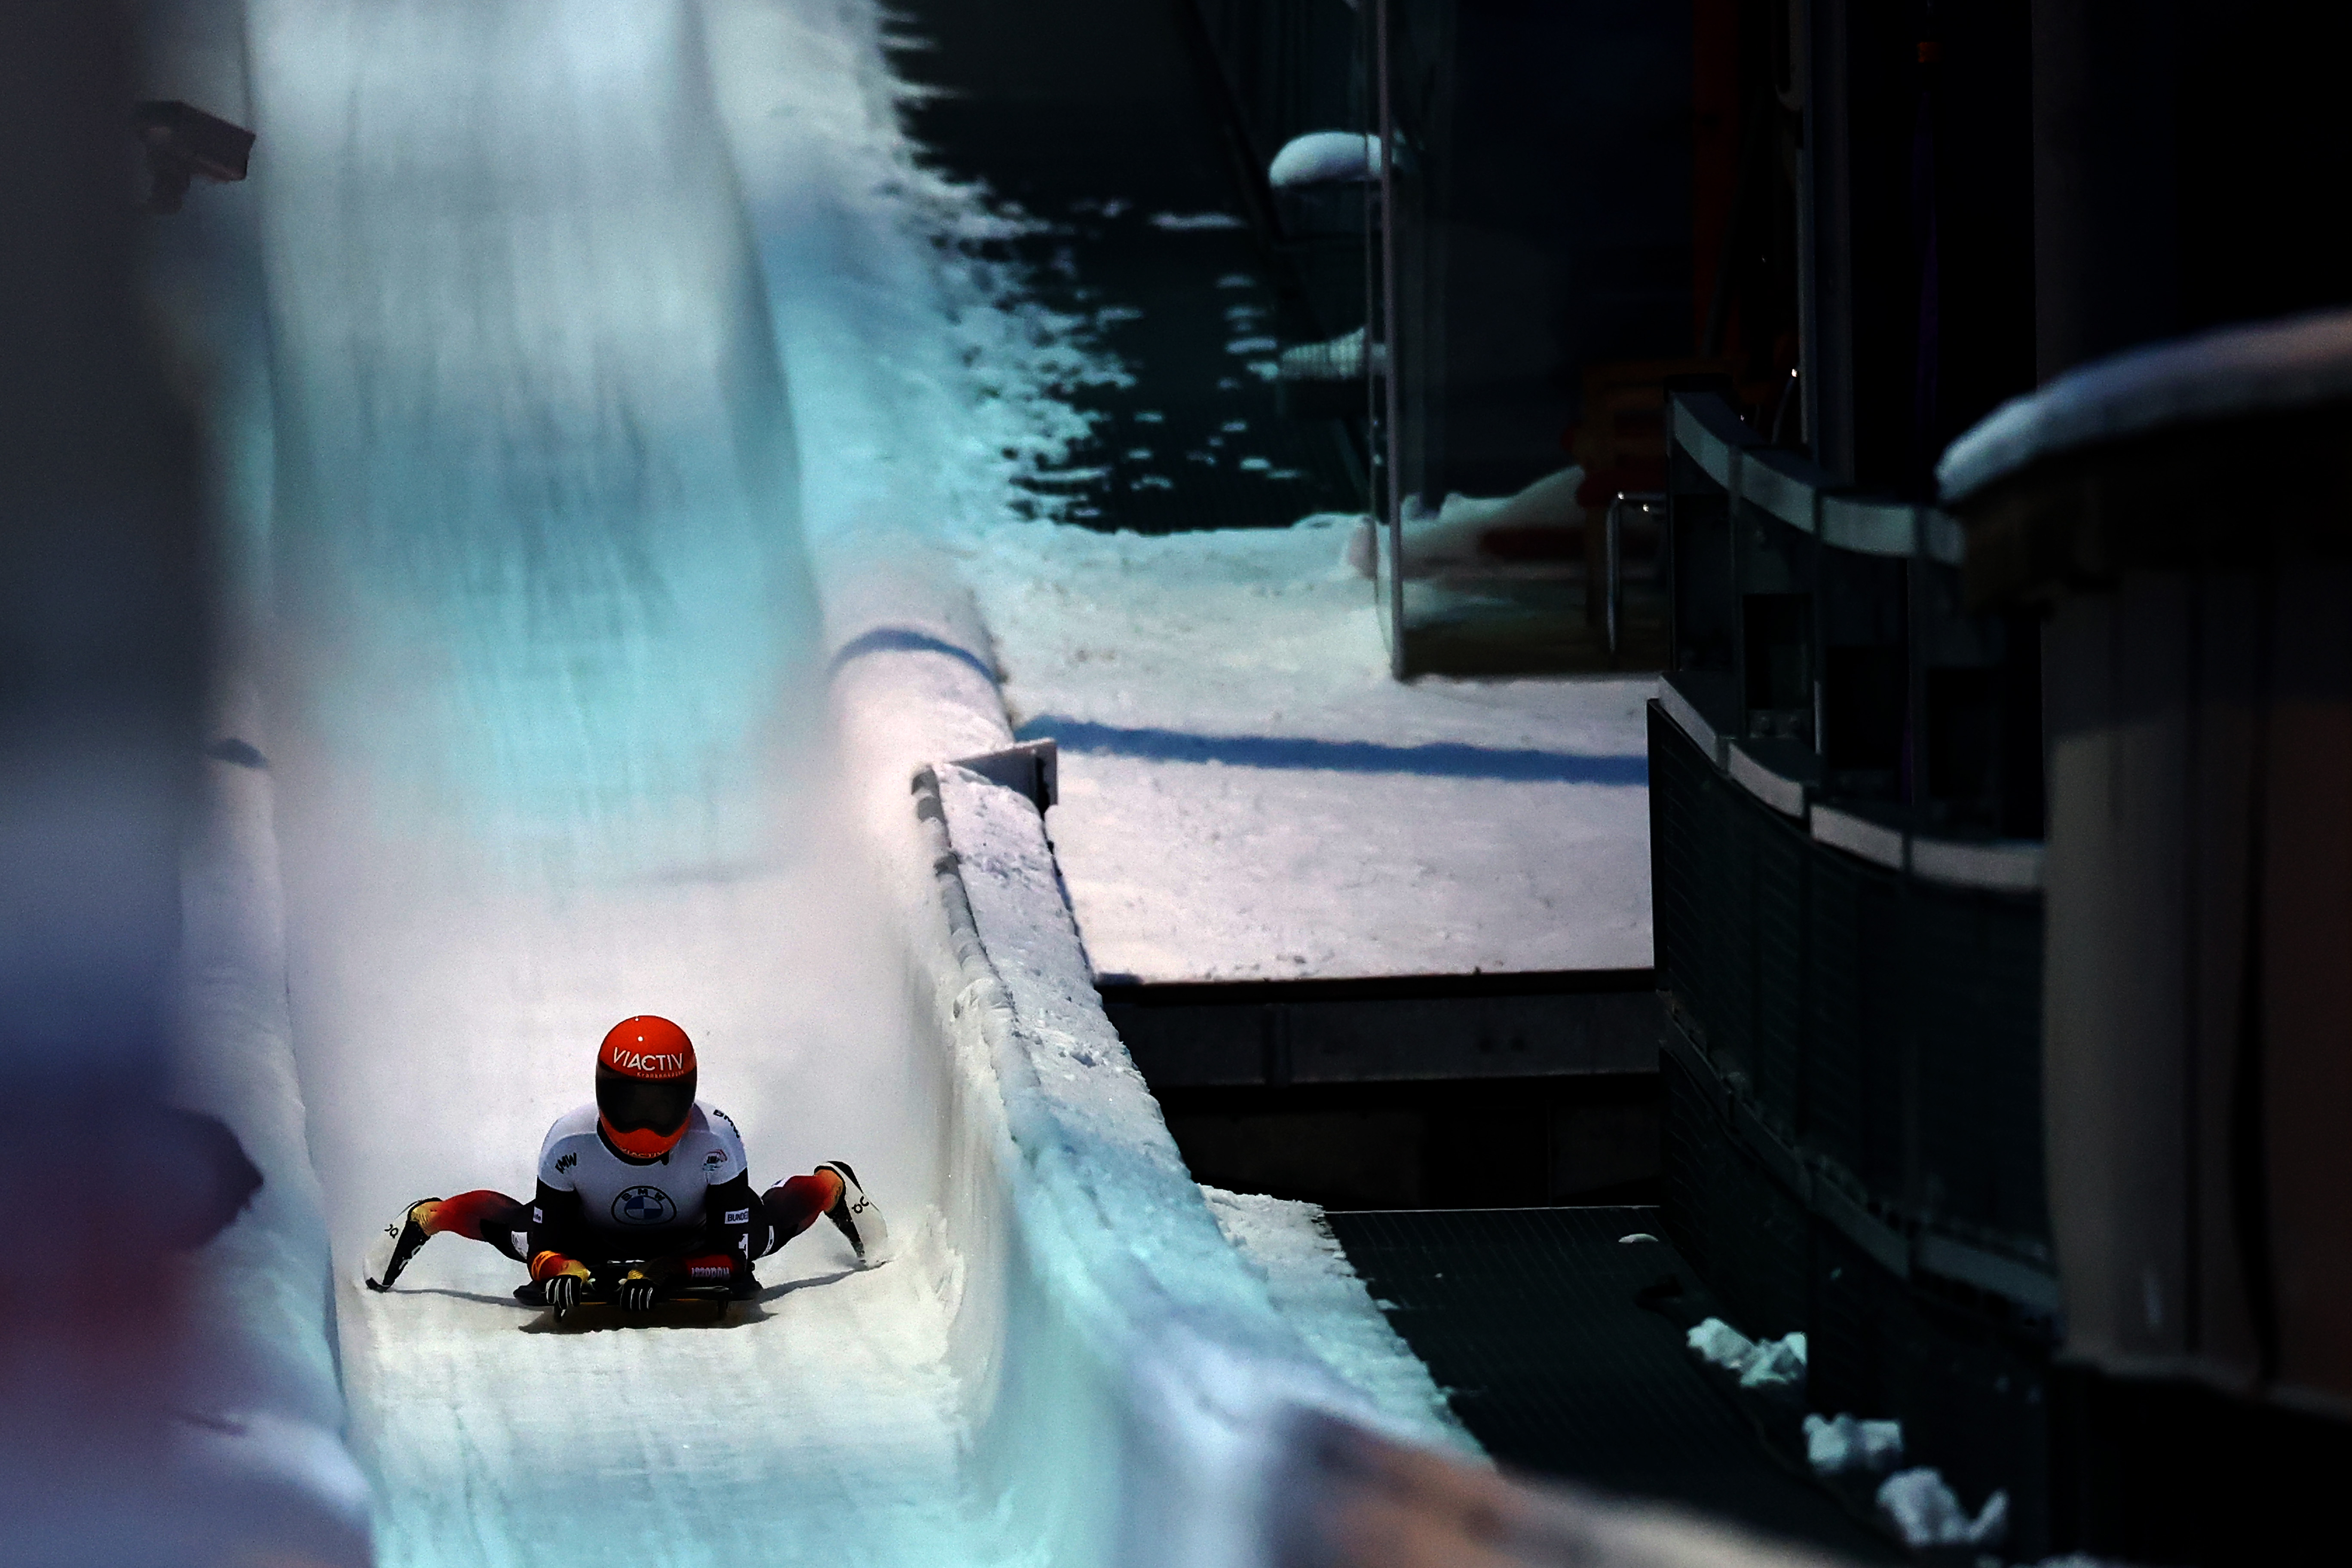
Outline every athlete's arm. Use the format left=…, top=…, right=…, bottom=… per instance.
left=528, top=1179, right=589, bottom=1262
left=694, top=1170, right=758, bottom=1280
left=530, top=1118, right=594, bottom=1287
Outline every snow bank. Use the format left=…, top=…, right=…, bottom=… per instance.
left=1343, top=465, right=1590, bottom=579
left=1200, top=1188, right=1472, bottom=1452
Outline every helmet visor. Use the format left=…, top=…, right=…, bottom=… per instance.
left=596, top=1062, right=695, bottom=1136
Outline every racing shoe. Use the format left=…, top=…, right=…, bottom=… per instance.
left=364, top=1198, right=441, bottom=1292
left=819, top=1161, right=890, bottom=1266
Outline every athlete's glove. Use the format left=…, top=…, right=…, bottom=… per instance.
left=531, top=1252, right=590, bottom=1318
left=617, top=1269, right=660, bottom=1314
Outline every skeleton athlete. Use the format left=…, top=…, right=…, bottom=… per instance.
left=364, top=1015, right=886, bottom=1315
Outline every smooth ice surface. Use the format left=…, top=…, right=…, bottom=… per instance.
left=957, top=521, right=1656, bottom=982
left=346, top=1223, right=974, bottom=1565
left=245, top=0, right=973, bottom=1559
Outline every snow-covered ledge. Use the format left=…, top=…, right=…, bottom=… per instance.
left=915, top=759, right=1360, bottom=1565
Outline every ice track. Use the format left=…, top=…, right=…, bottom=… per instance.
left=344, top=1241, right=973, bottom=1565
left=245, top=1, right=983, bottom=1559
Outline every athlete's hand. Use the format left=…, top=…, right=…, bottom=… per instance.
left=618, top=1269, right=660, bottom=1314
left=531, top=1252, right=590, bottom=1318
left=543, top=1272, right=583, bottom=1316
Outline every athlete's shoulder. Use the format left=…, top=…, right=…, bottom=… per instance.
left=686, top=1101, right=746, bottom=1184
left=537, top=1103, right=601, bottom=1187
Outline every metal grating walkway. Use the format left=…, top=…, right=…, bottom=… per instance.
left=1326, top=1206, right=1896, bottom=1561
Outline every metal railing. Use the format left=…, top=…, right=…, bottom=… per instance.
left=1604, top=491, right=1666, bottom=657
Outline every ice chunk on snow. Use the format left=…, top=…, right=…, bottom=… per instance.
left=1804, top=1412, right=1904, bottom=1476
left=1687, top=1317, right=1759, bottom=1375
left=1740, top=1329, right=1807, bottom=1391
left=1269, top=130, right=1382, bottom=188
left=1686, top=1318, right=1805, bottom=1390
left=1876, top=1468, right=2009, bottom=1549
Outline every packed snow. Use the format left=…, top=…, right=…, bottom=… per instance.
left=955, top=521, right=1655, bottom=982
left=1200, top=1188, right=1473, bottom=1451
left=343, top=1224, right=978, bottom=1564
left=1342, top=466, right=1592, bottom=579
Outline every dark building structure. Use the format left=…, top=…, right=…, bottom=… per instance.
left=1196, top=0, right=2352, bottom=1557
left=1644, top=2, right=2352, bottom=1562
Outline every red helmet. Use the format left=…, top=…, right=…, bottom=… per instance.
left=596, top=1015, right=698, bottom=1159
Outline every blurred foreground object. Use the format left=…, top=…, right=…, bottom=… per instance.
left=1278, top=1411, right=1846, bottom=1568
left=2, top=0, right=208, bottom=1559
left=134, top=97, right=252, bottom=213
left=1942, top=307, right=2352, bottom=1565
